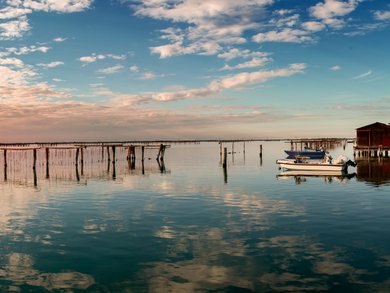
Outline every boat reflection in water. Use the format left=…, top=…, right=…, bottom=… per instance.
left=356, top=158, right=390, bottom=187
left=277, top=170, right=356, bottom=184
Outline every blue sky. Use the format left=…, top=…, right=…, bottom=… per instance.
left=0, top=0, right=389, bottom=142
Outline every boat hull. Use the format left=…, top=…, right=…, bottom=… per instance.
left=284, top=150, right=325, bottom=159
left=276, top=159, right=346, bottom=171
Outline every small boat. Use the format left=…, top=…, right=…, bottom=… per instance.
left=276, top=155, right=356, bottom=172
left=284, top=147, right=325, bottom=159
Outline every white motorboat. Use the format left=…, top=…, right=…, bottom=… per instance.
left=276, top=155, right=356, bottom=172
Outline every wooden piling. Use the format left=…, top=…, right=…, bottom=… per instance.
left=223, top=147, right=227, bottom=168
left=3, top=149, right=7, bottom=168
left=45, top=148, right=50, bottom=179
left=33, top=149, right=37, bottom=170
left=112, top=146, right=116, bottom=163
left=75, top=148, right=80, bottom=166
left=141, top=146, right=145, bottom=162
left=259, top=144, right=263, bottom=158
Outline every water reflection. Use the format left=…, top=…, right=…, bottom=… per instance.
left=0, top=253, right=94, bottom=291
left=0, top=142, right=389, bottom=292
left=356, top=158, right=390, bottom=186
left=277, top=170, right=356, bottom=184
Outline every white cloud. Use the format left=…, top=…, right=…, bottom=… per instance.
left=330, top=65, right=341, bottom=71
left=0, top=16, right=30, bottom=39
left=5, top=45, right=51, bottom=55
left=97, top=64, right=124, bottom=74
left=130, top=65, right=139, bottom=73
left=10, top=0, right=93, bottom=13
left=52, top=78, right=63, bottom=82
left=0, top=57, right=24, bottom=67
left=78, top=53, right=126, bottom=63
left=0, top=6, right=32, bottom=19
left=53, top=37, right=67, bottom=42
left=252, top=28, right=313, bottom=43
left=373, top=10, right=390, bottom=21
left=309, top=0, right=359, bottom=28
left=37, top=61, right=64, bottom=68
left=140, top=72, right=156, bottom=79
left=217, top=49, right=270, bottom=61
left=0, top=65, right=37, bottom=86
left=0, top=0, right=92, bottom=39
left=220, top=57, right=272, bottom=71
left=132, top=0, right=274, bottom=58
left=152, top=63, right=305, bottom=101
left=352, top=69, right=372, bottom=80
left=302, top=21, right=326, bottom=32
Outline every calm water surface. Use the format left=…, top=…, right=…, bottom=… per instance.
left=1, top=141, right=390, bottom=292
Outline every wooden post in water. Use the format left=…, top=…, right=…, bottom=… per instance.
left=219, top=142, right=223, bottom=157
left=106, top=146, right=110, bottom=162
left=157, top=144, right=166, bottom=162
left=141, top=146, right=145, bottom=162
left=3, top=149, right=7, bottom=181
left=223, top=147, right=227, bottom=168
left=3, top=149, right=7, bottom=168
left=80, top=147, right=84, bottom=165
left=75, top=148, right=80, bottom=166
left=33, top=149, right=37, bottom=170
left=112, top=146, right=116, bottom=163
left=45, top=148, right=50, bottom=179
left=259, top=144, right=263, bottom=158
left=127, top=146, right=131, bottom=160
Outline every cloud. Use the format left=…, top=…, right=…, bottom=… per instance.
left=302, top=21, right=326, bottom=32
left=140, top=72, right=157, bottom=79
left=0, top=16, right=30, bottom=39
left=217, top=49, right=270, bottom=61
left=0, top=57, right=24, bottom=68
left=7, top=0, right=93, bottom=13
left=351, top=69, right=372, bottom=80
left=130, top=0, right=273, bottom=58
left=309, top=0, right=360, bottom=28
left=0, top=6, right=32, bottom=19
left=78, top=53, right=127, bottom=63
left=37, top=61, right=64, bottom=68
left=152, top=63, right=305, bottom=101
left=0, top=65, right=37, bottom=86
left=330, top=65, right=341, bottom=71
left=220, top=57, right=272, bottom=71
left=97, top=64, right=124, bottom=74
left=0, top=0, right=92, bottom=39
left=252, top=28, right=313, bottom=43
left=373, top=10, right=390, bottom=21
left=53, top=37, right=67, bottom=42
left=3, top=45, right=51, bottom=56
left=130, top=65, right=139, bottom=73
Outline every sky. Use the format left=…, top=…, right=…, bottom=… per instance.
left=0, top=0, right=389, bottom=142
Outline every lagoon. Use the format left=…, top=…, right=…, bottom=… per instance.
left=0, top=141, right=390, bottom=292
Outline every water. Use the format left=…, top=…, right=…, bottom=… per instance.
left=0, top=141, right=390, bottom=292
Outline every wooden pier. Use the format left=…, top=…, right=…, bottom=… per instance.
left=0, top=142, right=171, bottom=186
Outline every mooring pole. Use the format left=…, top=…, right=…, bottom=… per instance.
left=259, top=144, right=263, bottom=158
left=223, top=147, right=227, bottom=168
left=4, top=149, right=7, bottom=169
left=45, top=147, right=50, bottom=179
left=112, top=146, right=116, bottom=163
left=141, top=146, right=145, bottom=162
left=33, top=149, right=37, bottom=170
left=75, top=148, right=80, bottom=166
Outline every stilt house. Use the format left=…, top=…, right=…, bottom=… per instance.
left=354, top=122, right=390, bottom=157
